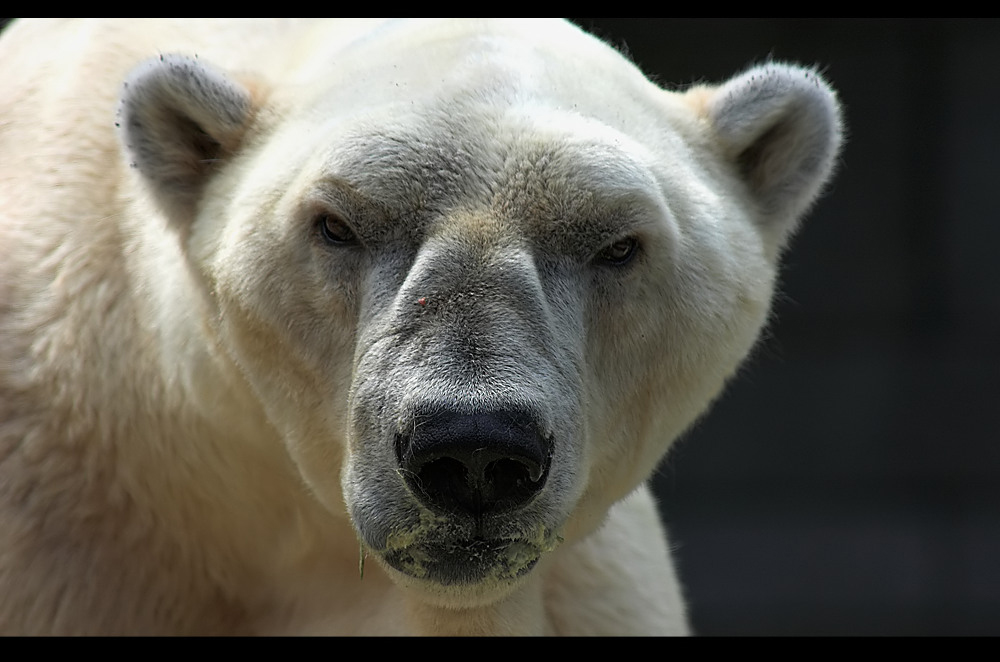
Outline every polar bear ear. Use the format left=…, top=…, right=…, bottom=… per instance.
left=696, top=63, right=843, bottom=250
left=117, top=54, right=258, bottom=228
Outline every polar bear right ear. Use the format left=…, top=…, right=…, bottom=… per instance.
left=692, top=63, right=843, bottom=252
left=117, top=54, right=259, bottom=230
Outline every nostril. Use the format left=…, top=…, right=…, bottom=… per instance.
left=395, top=409, right=551, bottom=516
left=413, top=456, right=471, bottom=511
left=482, top=457, right=545, bottom=510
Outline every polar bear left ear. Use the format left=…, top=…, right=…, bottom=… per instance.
left=117, top=54, right=259, bottom=230
left=694, top=63, right=843, bottom=251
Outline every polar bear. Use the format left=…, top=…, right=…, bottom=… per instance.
left=0, top=19, right=841, bottom=635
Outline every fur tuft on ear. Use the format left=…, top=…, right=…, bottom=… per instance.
left=117, top=54, right=255, bottom=227
left=701, top=63, right=843, bottom=249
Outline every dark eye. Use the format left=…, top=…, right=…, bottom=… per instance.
left=597, top=236, right=639, bottom=266
left=317, top=212, right=358, bottom=246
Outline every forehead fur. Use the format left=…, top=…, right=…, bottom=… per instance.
left=225, top=79, right=680, bottom=276
left=229, top=19, right=708, bottom=263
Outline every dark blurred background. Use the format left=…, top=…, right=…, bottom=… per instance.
left=567, top=18, right=1000, bottom=635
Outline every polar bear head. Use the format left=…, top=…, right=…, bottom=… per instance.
left=118, top=19, right=841, bottom=606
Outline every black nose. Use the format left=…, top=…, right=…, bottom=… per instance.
left=395, top=410, right=551, bottom=517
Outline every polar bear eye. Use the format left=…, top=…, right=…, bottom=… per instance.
left=597, top=236, right=639, bottom=266
left=316, top=212, right=358, bottom=246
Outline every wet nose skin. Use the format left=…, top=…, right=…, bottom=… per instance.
left=395, top=409, right=551, bottom=517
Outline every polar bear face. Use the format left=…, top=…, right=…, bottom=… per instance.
left=118, top=20, right=840, bottom=606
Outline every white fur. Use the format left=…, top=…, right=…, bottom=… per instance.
left=0, top=19, right=841, bottom=635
